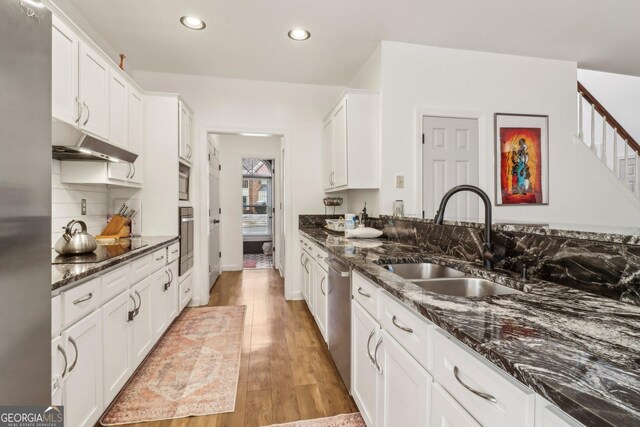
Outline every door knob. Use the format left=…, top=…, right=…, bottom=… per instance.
left=213, top=219, right=220, bottom=224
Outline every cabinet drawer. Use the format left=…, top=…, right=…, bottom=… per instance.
left=302, top=239, right=314, bottom=256
left=379, top=291, right=432, bottom=370
left=130, top=254, right=152, bottom=284
left=431, top=383, right=481, bottom=427
left=52, top=295, right=62, bottom=338
left=151, top=248, right=167, bottom=272
left=311, top=245, right=328, bottom=265
left=101, top=264, right=131, bottom=302
left=167, top=242, right=180, bottom=263
left=352, top=271, right=378, bottom=318
left=433, top=330, right=535, bottom=427
left=179, top=273, right=193, bottom=311
left=62, top=277, right=101, bottom=328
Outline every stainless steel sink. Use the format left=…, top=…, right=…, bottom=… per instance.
left=410, top=278, right=523, bottom=297
left=383, top=263, right=466, bottom=280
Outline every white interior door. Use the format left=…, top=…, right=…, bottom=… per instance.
left=423, top=116, right=479, bottom=220
left=209, top=143, right=221, bottom=288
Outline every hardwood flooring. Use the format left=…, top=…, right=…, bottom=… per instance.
left=125, top=269, right=357, bottom=427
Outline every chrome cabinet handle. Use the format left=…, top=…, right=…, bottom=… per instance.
left=82, top=102, right=90, bottom=126
left=300, top=254, right=305, bottom=267
left=373, top=337, right=383, bottom=374
left=155, top=255, right=165, bottom=261
left=134, top=290, right=142, bottom=317
left=316, top=254, right=323, bottom=259
left=68, top=337, right=78, bottom=373
left=128, top=294, right=137, bottom=321
left=73, top=292, right=93, bottom=305
left=320, top=277, right=326, bottom=296
left=171, top=249, right=178, bottom=254
left=357, top=287, right=371, bottom=298
left=74, top=97, right=83, bottom=123
left=126, top=163, right=132, bottom=179
left=453, top=366, right=497, bottom=404
left=185, top=288, right=190, bottom=294
left=131, top=164, right=136, bottom=179
left=168, top=269, right=174, bottom=283
left=391, top=315, right=413, bottom=333
left=366, top=328, right=376, bottom=365
left=304, top=259, right=309, bottom=273
left=164, top=270, right=171, bottom=291
left=57, top=345, right=68, bottom=378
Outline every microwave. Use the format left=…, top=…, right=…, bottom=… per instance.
left=179, top=164, right=190, bottom=201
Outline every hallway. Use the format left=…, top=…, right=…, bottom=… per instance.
left=129, top=269, right=356, bottom=427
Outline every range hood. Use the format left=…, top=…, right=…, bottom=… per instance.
left=51, top=120, right=138, bottom=163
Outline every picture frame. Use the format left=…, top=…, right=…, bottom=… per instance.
left=494, top=113, right=549, bottom=206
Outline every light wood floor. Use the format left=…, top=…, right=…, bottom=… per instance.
left=127, top=268, right=357, bottom=427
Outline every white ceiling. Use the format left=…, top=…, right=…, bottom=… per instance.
left=63, top=0, right=640, bottom=86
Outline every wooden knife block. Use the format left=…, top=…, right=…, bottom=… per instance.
left=96, top=214, right=131, bottom=240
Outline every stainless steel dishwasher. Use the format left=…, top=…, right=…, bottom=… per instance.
left=325, top=255, right=352, bottom=391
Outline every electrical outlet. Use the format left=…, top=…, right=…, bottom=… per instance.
left=81, top=198, right=87, bottom=215
left=395, top=175, right=405, bottom=189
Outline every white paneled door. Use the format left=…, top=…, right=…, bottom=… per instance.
left=208, top=143, right=221, bottom=288
left=422, top=116, right=479, bottom=220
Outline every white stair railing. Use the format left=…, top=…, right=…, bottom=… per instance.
left=577, top=82, right=640, bottom=197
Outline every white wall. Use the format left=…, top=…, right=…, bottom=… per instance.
left=578, top=69, right=640, bottom=142
left=134, top=71, right=343, bottom=299
left=51, top=160, right=108, bottom=247
left=217, top=134, right=282, bottom=270
left=377, top=41, right=640, bottom=227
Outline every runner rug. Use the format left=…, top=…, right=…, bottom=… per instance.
left=100, top=305, right=246, bottom=425
left=263, top=413, right=365, bottom=427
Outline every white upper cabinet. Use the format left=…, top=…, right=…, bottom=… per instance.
left=322, top=90, right=379, bottom=192
left=127, top=89, right=145, bottom=184
left=179, top=100, right=195, bottom=164
left=79, top=42, right=110, bottom=140
left=109, top=73, right=128, bottom=149
left=52, top=15, right=79, bottom=126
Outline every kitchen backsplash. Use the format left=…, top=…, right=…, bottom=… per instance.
left=52, top=159, right=108, bottom=247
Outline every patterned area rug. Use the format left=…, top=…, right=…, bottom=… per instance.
left=262, top=413, right=365, bottom=427
left=243, top=253, right=273, bottom=269
left=100, top=306, right=246, bottom=425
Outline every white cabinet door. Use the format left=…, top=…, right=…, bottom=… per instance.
left=352, top=302, right=380, bottom=427
left=131, top=277, right=154, bottom=366
left=299, top=250, right=309, bottom=302
left=102, top=290, right=133, bottom=407
left=179, top=273, right=193, bottom=312
left=431, top=383, right=481, bottom=427
left=165, top=261, right=180, bottom=324
left=107, top=163, right=131, bottom=181
left=378, top=330, right=431, bottom=427
left=313, top=263, right=328, bottom=341
left=52, top=15, right=80, bottom=127
left=79, top=42, right=109, bottom=139
left=322, top=119, right=334, bottom=189
left=187, top=110, right=195, bottom=162
left=332, top=99, right=348, bottom=187
left=151, top=268, right=168, bottom=340
left=178, top=101, right=190, bottom=163
left=63, top=310, right=103, bottom=427
left=51, top=336, right=66, bottom=406
left=127, top=89, right=144, bottom=184
left=109, top=73, right=128, bottom=149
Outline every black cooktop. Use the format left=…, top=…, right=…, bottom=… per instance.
left=52, top=239, right=149, bottom=265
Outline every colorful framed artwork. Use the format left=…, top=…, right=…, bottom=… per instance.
left=494, top=113, right=549, bottom=205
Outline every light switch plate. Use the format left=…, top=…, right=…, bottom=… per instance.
left=81, top=198, right=87, bottom=215
left=395, top=175, right=405, bottom=189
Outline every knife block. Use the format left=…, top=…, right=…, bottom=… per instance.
left=96, top=214, right=131, bottom=240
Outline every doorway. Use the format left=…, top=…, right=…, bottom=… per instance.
left=422, top=116, right=480, bottom=220
left=242, top=158, right=274, bottom=269
left=208, top=141, right=221, bottom=288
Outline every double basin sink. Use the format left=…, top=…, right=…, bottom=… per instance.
left=382, top=263, right=522, bottom=298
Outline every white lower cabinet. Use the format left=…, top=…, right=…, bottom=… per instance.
left=62, top=310, right=103, bottom=427
left=351, top=301, right=380, bottom=427
left=313, top=261, right=328, bottom=341
left=131, top=277, right=154, bottom=366
left=377, top=329, right=432, bottom=427
left=431, top=383, right=481, bottom=427
left=179, top=273, right=193, bottom=311
left=165, top=261, right=180, bottom=323
left=102, top=290, right=133, bottom=406
left=151, top=268, right=169, bottom=339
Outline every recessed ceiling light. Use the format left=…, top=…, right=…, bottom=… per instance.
left=288, top=28, right=310, bottom=41
left=180, top=16, right=206, bottom=30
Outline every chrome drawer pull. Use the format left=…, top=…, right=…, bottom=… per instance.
left=357, top=287, right=371, bottom=298
left=155, top=256, right=164, bottom=261
left=366, top=328, right=376, bottom=365
left=454, top=366, right=497, bottom=403
left=73, top=292, right=93, bottom=305
left=171, top=249, right=179, bottom=254
left=391, top=315, right=413, bottom=333
left=57, top=345, right=68, bottom=378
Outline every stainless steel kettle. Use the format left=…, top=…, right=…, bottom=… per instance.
left=54, top=220, right=98, bottom=255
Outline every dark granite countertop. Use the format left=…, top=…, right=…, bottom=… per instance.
left=52, top=236, right=179, bottom=293
left=299, top=227, right=640, bottom=427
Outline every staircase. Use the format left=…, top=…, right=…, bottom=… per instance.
left=577, top=81, right=640, bottom=196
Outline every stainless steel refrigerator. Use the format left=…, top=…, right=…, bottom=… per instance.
left=0, top=0, right=52, bottom=405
